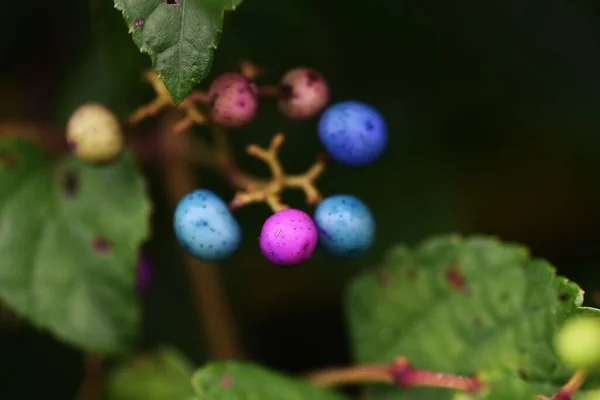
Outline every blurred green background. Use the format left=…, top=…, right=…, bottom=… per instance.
left=2, top=0, right=600, bottom=397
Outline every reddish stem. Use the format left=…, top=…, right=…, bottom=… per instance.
left=551, top=369, right=587, bottom=400
left=391, top=358, right=481, bottom=392
left=306, top=358, right=481, bottom=394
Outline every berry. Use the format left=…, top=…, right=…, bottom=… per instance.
left=207, top=73, right=259, bottom=127
left=555, top=315, right=600, bottom=370
left=173, top=189, right=241, bottom=261
left=582, top=391, right=600, bottom=400
left=318, top=100, right=387, bottom=167
left=313, top=194, right=375, bottom=258
left=259, top=208, right=318, bottom=266
left=278, top=67, right=330, bottom=120
left=135, top=254, right=152, bottom=294
left=66, top=103, right=123, bottom=163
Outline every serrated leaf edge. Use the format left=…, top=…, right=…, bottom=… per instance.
left=113, top=0, right=244, bottom=103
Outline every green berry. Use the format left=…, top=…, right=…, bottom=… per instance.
left=581, top=390, right=600, bottom=400
left=555, top=316, right=600, bottom=370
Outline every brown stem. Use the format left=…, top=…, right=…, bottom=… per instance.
left=305, top=365, right=392, bottom=386
left=75, top=354, right=103, bottom=400
left=157, top=112, right=243, bottom=360
left=0, top=122, right=68, bottom=154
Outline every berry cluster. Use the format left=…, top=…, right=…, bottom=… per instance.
left=173, top=65, right=387, bottom=266
left=65, top=62, right=388, bottom=267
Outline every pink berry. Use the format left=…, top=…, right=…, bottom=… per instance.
left=278, top=67, right=330, bottom=120
left=259, top=208, right=318, bottom=266
left=207, top=73, right=259, bottom=127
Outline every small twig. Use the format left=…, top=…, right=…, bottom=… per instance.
left=246, top=133, right=285, bottom=181
left=128, top=70, right=208, bottom=134
left=306, top=358, right=481, bottom=394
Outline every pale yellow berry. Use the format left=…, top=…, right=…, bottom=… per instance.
left=66, top=103, right=123, bottom=163
left=555, top=315, right=600, bottom=370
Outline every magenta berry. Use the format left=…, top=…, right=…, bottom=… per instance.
left=278, top=67, right=330, bottom=120
left=259, top=208, right=318, bottom=266
left=207, top=72, right=259, bottom=127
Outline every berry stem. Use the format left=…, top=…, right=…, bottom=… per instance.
left=239, top=59, right=264, bottom=79
left=258, top=84, right=280, bottom=97
left=246, top=133, right=286, bottom=180
left=306, top=358, right=482, bottom=394
left=229, top=133, right=324, bottom=212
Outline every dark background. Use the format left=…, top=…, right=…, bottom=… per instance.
left=2, top=0, right=600, bottom=397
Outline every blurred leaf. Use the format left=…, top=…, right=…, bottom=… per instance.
left=0, top=139, right=151, bottom=354
left=345, top=234, right=600, bottom=399
left=106, top=346, right=195, bottom=400
left=114, top=0, right=244, bottom=103
left=191, top=361, right=348, bottom=400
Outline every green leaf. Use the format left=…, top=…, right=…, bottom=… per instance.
left=0, top=139, right=151, bottom=354
left=191, top=362, right=348, bottom=400
left=106, top=346, right=196, bottom=400
left=345, top=234, right=595, bottom=400
left=114, top=0, right=244, bottom=104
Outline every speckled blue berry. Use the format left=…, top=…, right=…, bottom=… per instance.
left=313, top=194, right=375, bottom=257
left=173, top=189, right=241, bottom=261
left=318, top=100, right=387, bottom=166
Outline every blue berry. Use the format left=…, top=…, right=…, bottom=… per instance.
left=318, top=100, right=387, bottom=166
left=173, top=189, right=241, bottom=261
left=313, top=194, right=375, bottom=257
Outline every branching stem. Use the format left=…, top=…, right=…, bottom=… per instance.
left=129, top=65, right=326, bottom=213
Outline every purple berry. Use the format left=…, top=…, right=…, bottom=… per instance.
left=278, top=67, right=330, bottom=120
left=135, top=254, right=152, bottom=293
left=259, top=208, right=318, bottom=266
left=207, top=73, right=259, bottom=128
left=318, top=101, right=387, bottom=166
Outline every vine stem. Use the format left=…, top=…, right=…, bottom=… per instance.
left=0, top=122, right=67, bottom=154
left=156, top=112, right=244, bottom=359
left=75, top=354, right=103, bottom=400
left=305, top=358, right=481, bottom=393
